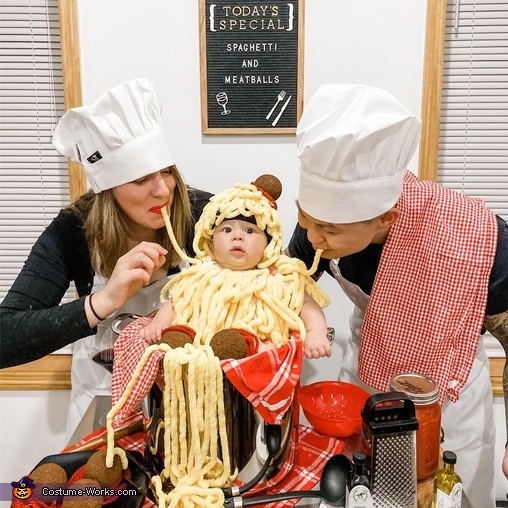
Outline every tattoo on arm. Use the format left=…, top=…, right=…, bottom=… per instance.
left=484, top=310, right=508, bottom=435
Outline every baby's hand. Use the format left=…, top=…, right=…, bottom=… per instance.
left=304, top=329, right=332, bottom=359
left=139, top=321, right=165, bottom=345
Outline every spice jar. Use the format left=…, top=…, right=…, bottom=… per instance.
left=389, top=373, right=441, bottom=481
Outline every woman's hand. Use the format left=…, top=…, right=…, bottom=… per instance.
left=503, top=445, right=508, bottom=479
left=86, top=242, right=167, bottom=325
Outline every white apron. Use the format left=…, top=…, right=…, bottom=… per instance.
left=65, top=274, right=170, bottom=444
left=329, top=261, right=496, bottom=508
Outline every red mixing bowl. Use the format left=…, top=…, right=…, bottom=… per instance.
left=299, top=381, right=370, bottom=438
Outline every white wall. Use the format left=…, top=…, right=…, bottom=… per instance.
left=2, top=0, right=506, bottom=503
left=76, top=0, right=425, bottom=239
left=0, top=391, right=71, bottom=507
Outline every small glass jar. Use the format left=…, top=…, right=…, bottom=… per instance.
left=389, top=373, right=441, bottom=481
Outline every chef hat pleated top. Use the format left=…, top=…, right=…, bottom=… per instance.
left=297, top=84, right=422, bottom=223
left=52, top=78, right=175, bottom=193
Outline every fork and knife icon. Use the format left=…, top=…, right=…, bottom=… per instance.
left=266, top=90, right=292, bottom=126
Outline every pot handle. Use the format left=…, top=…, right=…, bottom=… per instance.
left=111, top=313, right=145, bottom=335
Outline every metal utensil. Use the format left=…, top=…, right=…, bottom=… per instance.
left=266, top=90, right=286, bottom=120
left=122, top=474, right=150, bottom=499
left=91, top=313, right=145, bottom=371
left=223, top=423, right=282, bottom=498
left=362, top=392, right=418, bottom=507
left=125, top=449, right=154, bottom=481
left=327, top=326, right=335, bottom=345
left=223, top=453, right=351, bottom=507
left=111, top=313, right=145, bottom=334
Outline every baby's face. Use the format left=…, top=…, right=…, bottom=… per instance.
left=210, top=219, right=268, bottom=270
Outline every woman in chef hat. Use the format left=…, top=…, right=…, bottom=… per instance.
left=287, top=83, right=508, bottom=508
left=0, top=78, right=212, bottom=442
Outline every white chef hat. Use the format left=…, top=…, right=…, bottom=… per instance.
left=297, top=84, right=422, bottom=223
left=52, top=78, right=175, bottom=193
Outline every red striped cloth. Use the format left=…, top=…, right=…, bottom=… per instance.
left=244, top=425, right=343, bottom=507
left=111, top=319, right=302, bottom=427
left=221, top=333, right=302, bottom=424
left=11, top=499, right=54, bottom=508
left=358, top=171, right=498, bottom=404
left=59, top=422, right=343, bottom=508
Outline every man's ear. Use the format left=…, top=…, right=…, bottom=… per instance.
left=378, top=207, right=400, bottom=227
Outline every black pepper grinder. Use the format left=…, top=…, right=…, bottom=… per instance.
left=346, top=451, right=372, bottom=508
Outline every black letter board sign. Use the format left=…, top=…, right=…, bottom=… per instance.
left=199, top=0, right=304, bottom=134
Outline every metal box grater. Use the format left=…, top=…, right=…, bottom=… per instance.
left=361, top=392, right=419, bottom=508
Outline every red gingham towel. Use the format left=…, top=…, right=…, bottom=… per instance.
left=221, top=334, right=303, bottom=424
left=58, top=422, right=343, bottom=508
left=112, top=319, right=302, bottom=427
left=11, top=414, right=149, bottom=508
left=11, top=500, right=53, bottom=508
left=111, top=317, right=165, bottom=427
left=358, top=171, right=498, bottom=404
left=245, top=425, right=343, bottom=507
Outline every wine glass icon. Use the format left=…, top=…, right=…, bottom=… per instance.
left=216, top=92, right=231, bottom=115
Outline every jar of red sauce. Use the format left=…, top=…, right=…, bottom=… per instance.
left=389, top=373, right=441, bottom=481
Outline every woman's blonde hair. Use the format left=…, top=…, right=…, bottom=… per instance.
left=75, top=165, right=192, bottom=278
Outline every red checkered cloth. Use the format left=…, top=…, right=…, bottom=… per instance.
left=358, top=171, right=498, bottom=404
left=11, top=413, right=149, bottom=508
left=111, top=317, right=166, bottom=427
left=111, top=319, right=302, bottom=428
left=221, top=333, right=303, bottom=424
left=57, top=421, right=342, bottom=508
left=11, top=499, right=53, bottom=508
left=245, top=425, right=343, bottom=508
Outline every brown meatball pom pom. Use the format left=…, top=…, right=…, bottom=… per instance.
left=30, top=462, right=68, bottom=484
left=210, top=329, right=247, bottom=360
left=254, top=174, right=282, bottom=201
left=29, top=462, right=68, bottom=503
left=160, top=330, right=193, bottom=348
left=84, top=449, right=123, bottom=486
left=62, top=479, right=103, bottom=508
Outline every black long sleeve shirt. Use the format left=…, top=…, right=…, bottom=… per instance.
left=0, top=189, right=212, bottom=368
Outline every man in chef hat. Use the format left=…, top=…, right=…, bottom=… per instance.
left=287, top=84, right=508, bottom=507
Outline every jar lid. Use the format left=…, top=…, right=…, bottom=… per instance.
left=388, top=373, right=439, bottom=405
